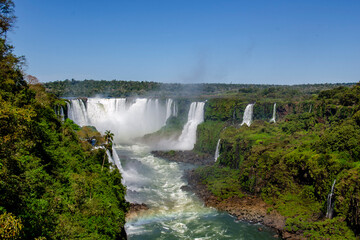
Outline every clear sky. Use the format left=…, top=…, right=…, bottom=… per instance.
left=9, top=0, right=360, bottom=84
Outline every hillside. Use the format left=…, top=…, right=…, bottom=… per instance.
left=0, top=2, right=128, bottom=238
left=191, top=83, right=360, bottom=239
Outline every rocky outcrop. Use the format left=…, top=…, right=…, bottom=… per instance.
left=126, top=203, right=149, bottom=220
left=185, top=169, right=305, bottom=240
left=152, top=150, right=213, bottom=165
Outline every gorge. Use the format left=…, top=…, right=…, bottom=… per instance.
left=67, top=98, right=278, bottom=239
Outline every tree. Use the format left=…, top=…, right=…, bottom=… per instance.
left=102, top=130, right=114, bottom=171
left=0, top=0, right=15, bottom=37
left=0, top=0, right=26, bottom=96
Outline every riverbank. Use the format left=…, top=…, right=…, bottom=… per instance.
left=153, top=150, right=305, bottom=239
left=152, top=150, right=214, bottom=165
left=185, top=169, right=308, bottom=240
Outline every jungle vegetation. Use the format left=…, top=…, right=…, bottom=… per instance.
left=0, top=1, right=128, bottom=239
left=44, top=78, right=355, bottom=99
left=193, top=83, right=360, bottom=239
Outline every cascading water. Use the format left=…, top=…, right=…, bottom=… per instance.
left=143, top=101, right=205, bottom=151
left=165, top=99, right=173, bottom=123
left=68, top=99, right=90, bottom=126
left=176, top=102, right=205, bottom=150
left=241, top=104, right=254, bottom=127
left=214, top=139, right=221, bottom=162
left=59, top=107, right=65, bottom=121
left=118, top=145, right=277, bottom=239
left=106, top=147, right=125, bottom=184
left=326, top=179, right=336, bottom=219
left=172, top=100, right=178, bottom=117
left=309, top=105, right=312, bottom=113
left=68, top=97, right=277, bottom=239
left=270, top=103, right=276, bottom=123
left=54, top=106, right=65, bottom=121
left=68, top=98, right=176, bottom=143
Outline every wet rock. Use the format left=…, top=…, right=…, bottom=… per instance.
left=126, top=203, right=149, bottom=220
left=152, top=150, right=213, bottom=165
left=180, top=185, right=192, bottom=192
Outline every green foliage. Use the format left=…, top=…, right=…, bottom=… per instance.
left=0, top=8, right=128, bottom=237
left=194, top=121, right=226, bottom=154
left=193, top=82, right=360, bottom=238
left=195, top=166, right=244, bottom=200
left=286, top=217, right=355, bottom=240
left=44, top=79, right=161, bottom=97
left=335, top=167, right=360, bottom=234
left=44, top=79, right=355, bottom=99
left=0, top=212, right=23, bottom=239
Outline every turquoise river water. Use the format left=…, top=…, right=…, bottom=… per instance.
left=116, top=145, right=279, bottom=240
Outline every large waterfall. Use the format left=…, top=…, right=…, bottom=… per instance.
left=241, top=104, right=254, bottom=127
left=270, top=103, right=276, bottom=123
left=68, top=98, right=176, bottom=143
left=67, top=98, right=203, bottom=151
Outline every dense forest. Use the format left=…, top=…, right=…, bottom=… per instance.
left=44, top=79, right=354, bottom=98
left=192, top=83, right=360, bottom=239
left=0, top=1, right=128, bottom=239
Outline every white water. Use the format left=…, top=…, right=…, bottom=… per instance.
left=142, top=101, right=205, bottom=151
left=67, top=97, right=276, bottom=239
left=326, top=179, right=336, bottom=219
left=118, top=145, right=277, bottom=239
left=176, top=102, right=205, bottom=150
left=67, top=99, right=90, bottom=126
left=214, top=139, right=221, bottom=162
left=54, top=106, right=65, bottom=121
left=165, top=99, right=173, bottom=122
left=270, top=103, right=276, bottom=123
left=241, top=104, right=254, bottom=127
left=68, top=98, right=177, bottom=143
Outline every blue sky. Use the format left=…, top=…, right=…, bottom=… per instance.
left=10, top=0, right=360, bottom=84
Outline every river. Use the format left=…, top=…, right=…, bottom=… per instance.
left=116, top=145, right=278, bottom=240
left=67, top=98, right=279, bottom=239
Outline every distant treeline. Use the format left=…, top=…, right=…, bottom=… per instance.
left=44, top=79, right=355, bottom=98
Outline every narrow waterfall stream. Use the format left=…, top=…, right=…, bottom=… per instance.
left=214, top=139, right=221, bottom=162
left=241, top=104, right=254, bottom=127
left=326, top=179, right=336, bottom=219
left=270, top=103, right=276, bottom=123
left=68, top=98, right=278, bottom=239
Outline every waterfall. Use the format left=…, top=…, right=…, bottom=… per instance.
left=214, top=139, right=221, bottom=162
left=54, top=106, right=65, bottom=121
left=241, top=104, right=254, bottom=127
left=172, top=101, right=178, bottom=117
left=176, top=102, right=205, bottom=150
left=326, top=179, right=336, bottom=219
left=270, top=103, right=276, bottom=123
left=106, top=147, right=125, bottom=183
left=309, top=105, right=312, bottom=113
left=68, top=98, right=172, bottom=143
left=106, top=149, right=116, bottom=169
left=165, top=99, right=173, bottom=123
left=67, top=99, right=90, bottom=126
left=111, top=147, right=124, bottom=173
left=165, top=99, right=177, bottom=123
